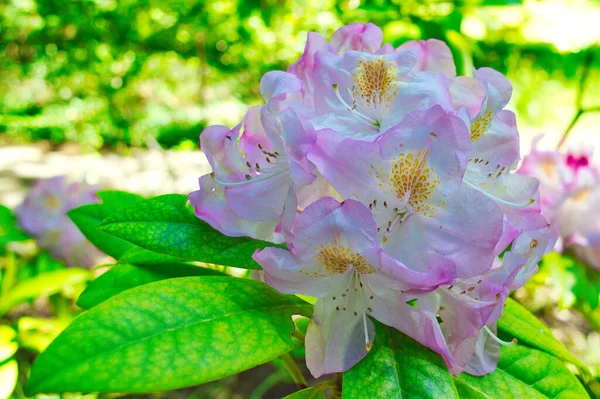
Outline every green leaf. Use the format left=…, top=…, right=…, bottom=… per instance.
left=454, top=345, right=589, bottom=399
left=498, top=298, right=590, bottom=380
left=283, top=387, right=326, bottom=399
left=343, top=321, right=458, bottom=399
left=96, top=190, right=145, bottom=207
left=118, top=246, right=186, bottom=264
left=77, top=263, right=225, bottom=309
left=69, top=190, right=182, bottom=263
left=68, top=190, right=152, bottom=258
left=98, top=194, right=284, bottom=269
left=0, top=268, right=92, bottom=315
left=27, top=276, right=312, bottom=394
left=0, top=205, right=30, bottom=250
left=69, top=204, right=134, bottom=259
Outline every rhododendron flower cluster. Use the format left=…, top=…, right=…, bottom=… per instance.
left=189, top=23, right=557, bottom=377
left=15, top=176, right=104, bottom=267
left=519, top=139, right=600, bottom=269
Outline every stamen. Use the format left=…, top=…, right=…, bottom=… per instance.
left=363, top=311, right=371, bottom=351
left=332, top=84, right=379, bottom=126
left=483, top=326, right=517, bottom=346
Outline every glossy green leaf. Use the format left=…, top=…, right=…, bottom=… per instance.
left=498, top=298, right=589, bottom=379
left=454, top=345, right=589, bottom=399
left=96, top=190, right=145, bottom=207
left=118, top=246, right=186, bottom=264
left=0, top=205, right=30, bottom=250
left=68, top=190, right=181, bottom=263
left=0, top=268, right=92, bottom=315
left=69, top=203, right=134, bottom=259
left=343, top=321, right=458, bottom=399
left=27, top=276, right=312, bottom=394
left=98, top=194, right=284, bottom=269
left=283, top=387, right=326, bottom=399
left=77, top=263, right=225, bottom=309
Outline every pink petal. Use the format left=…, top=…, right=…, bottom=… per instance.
left=475, top=67, right=513, bottom=112
left=287, top=32, right=333, bottom=108
left=330, top=22, right=383, bottom=54
left=397, top=39, right=456, bottom=76
left=414, top=186, right=504, bottom=278
left=253, top=247, right=341, bottom=297
left=189, top=174, right=282, bottom=243
left=225, top=172, right=293, bottom=221
left=306, top=295, right=375, bottom=377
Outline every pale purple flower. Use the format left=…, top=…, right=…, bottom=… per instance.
left=288, top=22, right=387, bottom=109
left=396, top=39, right=457, bottom=76
left=309, top=49, right=456, bottom=139
left=413, top=214, right=557, bottom=375
left=447, top=67, right=542, bottom=254
left=189, top=22, right=557, bottom=378
left=519, top=140, right=600, bottom=268
left=189, top=71, right=328, bottom=243
left=253, top=198, right=452, bottom=377
left=15, top=176, right=103, bottom=267
left=309, top=105, right=504, bottom=278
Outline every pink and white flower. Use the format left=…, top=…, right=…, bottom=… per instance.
left=450, top=68, right=541, bottom=254
left=310, top=105, right=504, bottom=278
left=15, top=176, right=103, bottom=267
left=254, top=198, right=452, bottom=377
left=519, top=140, right=600, bottom=268
left=189, top=71, right=327, bottom=243
left=190, top=22, right=556, bottom=378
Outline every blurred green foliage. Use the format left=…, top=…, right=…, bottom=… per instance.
left=1, top=0, right=599, bottom=150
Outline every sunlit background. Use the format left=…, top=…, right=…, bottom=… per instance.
left=1, top=0, right=600, bottom=206
left=1, top=0, right=600, bottom=397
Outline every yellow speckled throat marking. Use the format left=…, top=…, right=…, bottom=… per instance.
left=352, top=58, right=400, bottom=109
left=470, top=111, right=493, bottom=142
left=316, top=239, right=376, bottom=276
left=375, top=151, right=441, bottom=218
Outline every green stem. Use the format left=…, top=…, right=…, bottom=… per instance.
left=293, top=328, right=306, bottom=343
left=15, top=379, right=26, bottom=399
left=279, top=352, right=308, bottom=389
left=50, top=294, right=73, bottom=321
left=583, top=105, right=600, bottom=113
left=558, top=46, right=597, bottom=148
left=557, top=109, right=583, bottom=148
left=248, top=369, right=287, bottom=399
left=330, top=373, right=343, bottom=399
left=309, top=380, right=336, bottom=398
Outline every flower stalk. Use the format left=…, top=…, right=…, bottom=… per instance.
left=279, top=352, right=308, bottom=390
